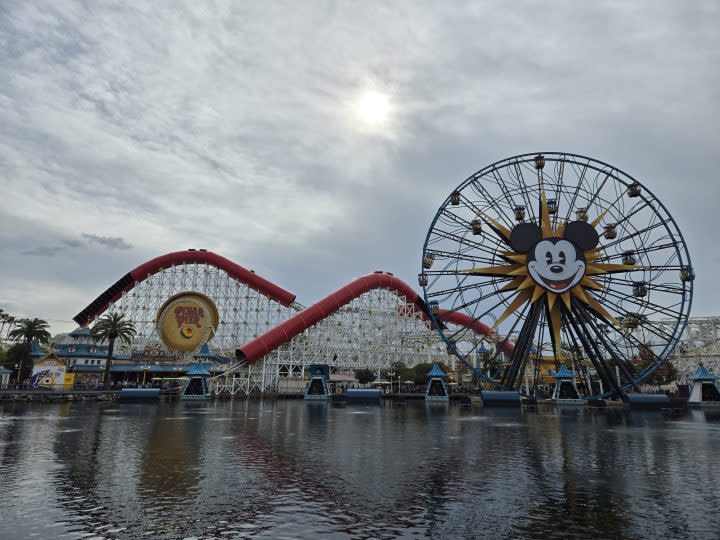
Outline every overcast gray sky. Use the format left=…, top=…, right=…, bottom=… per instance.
left=1, top=1, right=718, bottom=334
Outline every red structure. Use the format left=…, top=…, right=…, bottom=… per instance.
left=74, top=250, right=512, bottom=368
left=237, top=273, right=513, bottom=363
left=74, top=249, right=296, bottom=326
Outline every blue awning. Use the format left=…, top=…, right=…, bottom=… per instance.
left=553, top=365, right=574, bottom=379
left=427, top=363, right=446, bottom=378
left=185, top=363, right=211, bottom=376
left=691, top=363, right=716, bottom=382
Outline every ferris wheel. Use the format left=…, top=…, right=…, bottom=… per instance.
left=420, top=152, right=694, bottom=398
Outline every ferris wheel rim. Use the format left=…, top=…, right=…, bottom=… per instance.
left=420, top=151, right=694, bottom=394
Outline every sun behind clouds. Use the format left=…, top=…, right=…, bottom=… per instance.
left=353, top=90, right=392, bottom=128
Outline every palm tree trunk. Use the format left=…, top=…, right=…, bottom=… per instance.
left=17, top=338, right=30, bottom=385
left=102, top=339, right=115, bottom=388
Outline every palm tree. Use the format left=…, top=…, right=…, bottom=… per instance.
left=8, top=318, right=52, bottom=383
left=0, top=310, right=9, bottom=338
left=5, top=316, right=16, bottom=340
left=91, top=313, right=136, bottom=388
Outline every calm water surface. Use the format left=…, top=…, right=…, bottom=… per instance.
left=0, top=400, right=718, bottom=539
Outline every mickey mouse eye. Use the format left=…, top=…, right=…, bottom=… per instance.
left=545, top=251, right=552, bottom=265
left=559, top=251, right=566, bottom=264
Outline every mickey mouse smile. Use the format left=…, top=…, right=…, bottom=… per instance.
left=536, top=272, right=581, bottom=292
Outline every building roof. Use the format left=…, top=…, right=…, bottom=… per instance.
left=71, top=365, right=104, bottom=372
left=30, top=340, right=46, bottom=358
left=56, top=343, right=107, bottom=358
left=0, top=367, right=12, bottom=374
left=427, top=363, right=446, bottom=378
left=193, top=343, right=213, bottom=358
left=691, top=363, right=716, bottom=382
left=185, top=363, right=211, bottom=376
left=69, top=327, right=93, bottom=338
left=553, top=365, right=574, bottom=379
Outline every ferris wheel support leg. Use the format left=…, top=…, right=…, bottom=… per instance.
left=572, top=298, right=641, bottom=392
left=502, top=299, right=544, bottom=391
left=563, top=309, right=626, bottom=402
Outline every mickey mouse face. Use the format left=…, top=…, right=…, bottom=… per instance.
left=528, top=239, right=585, bottom=293
left=509, top=220, right=599, bottom=294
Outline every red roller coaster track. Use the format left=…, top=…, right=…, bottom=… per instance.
left=237, top=273, right=513, bottom=363
left=74, top=250, right=513, bottom=363
left=73, top=249, right=296, bottom=326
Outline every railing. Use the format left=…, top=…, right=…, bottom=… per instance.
left=0, top=383, right=120, bottom=393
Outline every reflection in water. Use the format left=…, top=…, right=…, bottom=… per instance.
left=1, top=401, right=719, bottom=538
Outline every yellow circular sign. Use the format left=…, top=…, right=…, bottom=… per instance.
left=156, top=292, right=219, bottom=352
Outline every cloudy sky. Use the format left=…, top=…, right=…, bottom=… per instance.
left=1, top=1, right=718, bottom=334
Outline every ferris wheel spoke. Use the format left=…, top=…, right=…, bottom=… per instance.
left=571, top=298, right=641, bottom=386
left=549, top=159, right=567, bottom=230
left=593, top=285, right=684, bottom=322
left=424, top=248, right=496, bottom=266
left=562, top=306, right=626, bottom=397
left=583, top=170, right=613, bottom=215
left=594, top=241, right=678, bottom=263
left=613, top=199, right=653, bottom=229
left=561, top=161, right=591, bottom=224
left=598, top=276, right=685, bottom=296
left=507, top=161, right=539, bottom=224
left=443, top=295, right=513, bottom=335
left=467, top=177, right=517, bottom=229
left=485, top=299, right=533, bottom=370
left=503, top=297, right=545, bottom=390
left=613, top=323, right=672, bottom=364
left=600, top=219, right=667, bottom=251
left=426, top=279, right=502, bottom=299
left=429, top=226, right=507, bottom=254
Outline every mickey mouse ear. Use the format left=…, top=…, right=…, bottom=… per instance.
left=509, top=223, right=542, bottom=253
left=564, top=221, right=600, bottom=251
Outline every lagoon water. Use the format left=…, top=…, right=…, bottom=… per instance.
left=1, top=400, right=719, bottom=539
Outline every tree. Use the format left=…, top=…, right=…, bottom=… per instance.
left=412, top=363, right=432, bottom=384
left=412, top=361, right=451, bottom=384
left=354, top=368, right=375, bottom=385
left=635, top=343, right=677, bottom=387
left=8, top=318, right=51, bottom=383
left=479, top=349, right=502, bottom=378
left=91, top=313, right=137, bottom=388
left=0, top=311, right=17, bottom=340
left=3, top=343, right=31, bottom=381
left=389, top=361, right=413, bottom=383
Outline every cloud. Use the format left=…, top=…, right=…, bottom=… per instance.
left=0, top=1, right=718, bottom=335
left=82, top=233, right=132, bottom=250
left=22, top=246, right=65, bottom=257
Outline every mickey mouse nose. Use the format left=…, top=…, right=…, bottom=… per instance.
left=550, top=265, right=564, bottom=274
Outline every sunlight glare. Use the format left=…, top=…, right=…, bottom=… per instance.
left=354, top=90, right=391, bottom=127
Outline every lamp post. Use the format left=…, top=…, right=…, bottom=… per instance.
left=389, top=372, right=396, bottom=394
left=14, top=363, right=19, bottom=385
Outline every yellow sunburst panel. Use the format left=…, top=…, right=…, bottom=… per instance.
left=580, top=276, right=604, bottom=290
left=539, top=190, right=553, bottom=239
left=494, top=288, right=533, bottom=328
left=481, top=212, right=511, bottom=241
left=462, top=189, right=635, bottom=355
